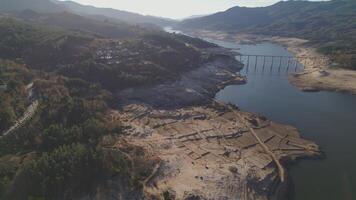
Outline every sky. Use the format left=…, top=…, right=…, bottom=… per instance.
left=60, top=0, right=295, bottom=19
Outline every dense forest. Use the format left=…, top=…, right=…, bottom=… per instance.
left=0, top=61, right=156, bottom=199
left=0, top=14, right=215, bottom=89
left=179, top=0, right=356, bottom=69
left=0, top=8, right=215, bottom=200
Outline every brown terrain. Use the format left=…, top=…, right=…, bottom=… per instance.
left=103, top=47, right=321, bottom=200
left=187, top=30, right=356, bottom=95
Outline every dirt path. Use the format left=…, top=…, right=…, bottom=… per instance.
left=1, top=83, right=39, bottom=138
left=228, top=105, right=285, bottom=183
left=1, top=101, right=38, bottom=138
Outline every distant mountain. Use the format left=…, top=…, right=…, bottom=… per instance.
left=180, top=5, right=269, bottom=31
left=180, top=0, right=356, bottom=36
left=179, top=0, right=356, bottom=69
left=182, top=14, right=209, bottom=20
left=14, top=10, right=146, bottom=38
left=0, top=0, right=176, bottom=27
left=56, top=0, right=176, bottom=27
left=0, top=0, right=66, bottom=13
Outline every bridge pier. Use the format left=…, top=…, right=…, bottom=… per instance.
left=294, top=60, right=298, bottom=72
left=237, top=54, right=327, bottom=75
left=254, top=56, right=258, bottom=72
left=287, top=58, right=291, bottom=68
left=285, top=59, right=289, bottom=72
left=303, top=58, right=307, bottom=68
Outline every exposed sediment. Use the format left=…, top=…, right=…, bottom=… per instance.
left=109, top=48, right=321, bottom=200
left=111, top=103, right=320, bottom=200
left=186, top=30, right=356, bottom=95
left=117, top=48, right=246, bottom=108
left=261, top=36, right=356, bottom=95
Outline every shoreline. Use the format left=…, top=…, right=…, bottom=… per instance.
left=266, top=36, right=356, bottom=95
left=112, top=48, right=321, bottom=200
left=186, top=30, right=356, bottom=95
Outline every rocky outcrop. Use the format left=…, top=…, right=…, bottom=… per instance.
left=117, top=48, right=245, bottom=108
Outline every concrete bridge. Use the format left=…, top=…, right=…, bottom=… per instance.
left=236, top=54, right=329, bottom=74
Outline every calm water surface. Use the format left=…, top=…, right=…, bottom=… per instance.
left=212, top=41, right=356, bottom=200
left=165, top=27, right=356, bottom=200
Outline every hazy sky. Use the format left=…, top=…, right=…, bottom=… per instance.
left=61, top=0, right=293, bottom=19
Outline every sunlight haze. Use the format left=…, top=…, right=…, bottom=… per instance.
left=58, top=0, right=299, bottom=19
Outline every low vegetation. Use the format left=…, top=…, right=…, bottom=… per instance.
left=0, top=11, right=215, bottom=199
left=0, top=16, right=214, bottom=90
left=0, top=60, right=158, bottom=199
left=0, top=61, right=33, bottom=132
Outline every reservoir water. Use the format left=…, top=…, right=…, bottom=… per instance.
left=213, top=41, right=356, bottom=200
left=165, top=28, right=356, bottom=200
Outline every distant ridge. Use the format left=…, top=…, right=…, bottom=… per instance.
left=0, top=0, right=66, bottom=13
left=179, top=0, right=356, bottom=41
left=14, top=10, right=146, bottom=38
left=178, top=0, right=356, bottom=69
left=0, top=0, right=176, bottom=26
left=56, top=0, right=176, bottom=26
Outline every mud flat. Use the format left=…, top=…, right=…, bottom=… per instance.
left=266, top=36, right=356, bottom=95
left=187, top=30, right=356, bottom=95
left=109, top=48, right=322, bottom=200
left=112, top=104, right=320, bottom=200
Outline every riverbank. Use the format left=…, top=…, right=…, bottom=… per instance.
left=268, top=37, right=356, bottom=95
left=186, top=30, right=356, bottom=95
left=112, top=48, right=321, bottom=200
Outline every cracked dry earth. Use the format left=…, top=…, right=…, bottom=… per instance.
left=110, top=103, right=320, bottom=200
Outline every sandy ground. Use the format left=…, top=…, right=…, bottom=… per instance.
left=270, top=36, right=356, bottom=94
left=105, top=48, right=321, bottom=200
left=188, top=30, right=356, bottom=95
left=111, top=103, right=319, bottom=200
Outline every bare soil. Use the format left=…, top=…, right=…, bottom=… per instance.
left=103, top=48, right=321, bottom=200
left=188, top=30, right=356, bottom=95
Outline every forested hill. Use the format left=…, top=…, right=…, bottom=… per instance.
left=57, top=0, right=175, bottom=27
left=0, top=0, right=175, bottom=27
left=0, top=15, right=214, bottom=90
left=179, top=0, right=356, bottom=69
left=0, top=9, right=216, bottom=199
left=0, top=0, right=66, bottom=13
left=179, top=0, right=356, bottom=37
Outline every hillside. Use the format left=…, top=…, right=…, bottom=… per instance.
left=0, top=0, right=66, bottom=13
left=0, top=12, right=219, bottom=199
left=0, top=0, right=176, bottom=27
left=57, top=0, right=176, bottom=27
left=0, top=15, right=215, bottom=90
left=13, top=10, right=146, bottom=38
left=179, top=0, right=356, bottom=69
